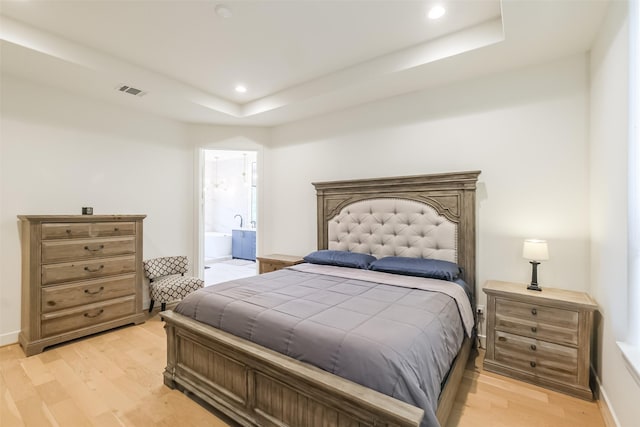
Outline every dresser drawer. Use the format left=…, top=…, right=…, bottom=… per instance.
left=494, top=330, right=578, bottom=384
left=41, top=222, right=136, bottom=240
left=41, top=274, right=136, bottom=313
left=41, top=255, right=136, bottom=285
left=496, top=298, right=579, bottom=346
left=42, top=237, right=136, bottom=263
left=41, top=295, right=136, bottom=337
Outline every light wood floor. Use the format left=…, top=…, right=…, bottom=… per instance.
left=0, top=314, right=606, bottom=427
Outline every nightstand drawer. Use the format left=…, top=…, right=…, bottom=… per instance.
left=494, top=331, right=578, bottom=384
left=496, top=298, right=579, bottom=328
left=260, top=263, right=279, bottom=274
left=496, top=298, right=578, bottom=346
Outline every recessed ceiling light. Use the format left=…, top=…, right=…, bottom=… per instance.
left=215, top=4, right=233, bottom=19
left=427, top=5, right=446, bottom=20
left=235, top=85, right=247, bottom=93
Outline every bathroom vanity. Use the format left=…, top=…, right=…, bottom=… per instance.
left=231, top=229, right=256, bottom=261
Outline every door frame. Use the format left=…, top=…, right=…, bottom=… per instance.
left=194, top=147, right=261, bottom=280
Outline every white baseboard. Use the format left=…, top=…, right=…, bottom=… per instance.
left=592, top=366, right=621, bottom=427
left=477, top=333, right=486, bottom=349
left=0, top=330, right=19, bottom=347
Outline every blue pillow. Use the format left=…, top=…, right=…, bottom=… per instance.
left=303, top=250, right=376, bottom=269
left=368, top=256, right=461, bottom=281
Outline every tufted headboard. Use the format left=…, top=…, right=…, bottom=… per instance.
left=313, top=171, right=481, bottom=294
left=327, top=198, right=458, bottom=263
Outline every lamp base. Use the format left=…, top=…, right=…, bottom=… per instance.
left=528, top=261, right=542, bottom=291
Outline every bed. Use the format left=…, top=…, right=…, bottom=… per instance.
left=161, top=170, right=481, bottom=427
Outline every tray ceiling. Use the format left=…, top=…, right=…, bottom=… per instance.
left=0, top=0, right=609, bottom=126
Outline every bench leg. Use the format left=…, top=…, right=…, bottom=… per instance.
left=161, top=302, right=166, bottom=311
left=148, top=299, right=155, bottom=313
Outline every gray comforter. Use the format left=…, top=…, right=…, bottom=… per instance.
left=175, top=264, right=474, bottom=427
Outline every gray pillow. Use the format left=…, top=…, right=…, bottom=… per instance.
left=369, top=256, right=461, bottom=281
left=303, top=250, right=377, bottom=269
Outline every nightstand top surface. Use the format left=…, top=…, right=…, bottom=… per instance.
left=483, top=280, right=598, bottom=310
left=257, top=254, right=304, bottom=263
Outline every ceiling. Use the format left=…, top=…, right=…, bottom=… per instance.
left=0, top=0, right=609, bottom=126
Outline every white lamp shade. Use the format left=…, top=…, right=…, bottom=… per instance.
left=522, top=239, right=549, bottom=261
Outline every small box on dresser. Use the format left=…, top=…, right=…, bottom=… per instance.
left=483, top=280, right=598, bottom=400
left=18, top=215, right=147, bottom=356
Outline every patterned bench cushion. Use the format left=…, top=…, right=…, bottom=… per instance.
left=150, top=274, right=204, bottom=302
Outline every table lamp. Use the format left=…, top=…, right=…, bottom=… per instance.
left=522, top=239, right=549, bottom=291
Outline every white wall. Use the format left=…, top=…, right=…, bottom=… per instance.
left=0, top=75, right=194, bottom=344
left=267, top=54, right=591, bottom=315
left=590, top=1, right=640, bottom=426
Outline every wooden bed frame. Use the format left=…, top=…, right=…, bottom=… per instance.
left=162, top=170, right=481, bottom=427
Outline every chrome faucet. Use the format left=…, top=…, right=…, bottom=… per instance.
left=250, top=220, right=256, bottom=229
left=234, top=214, right=243, bottom=228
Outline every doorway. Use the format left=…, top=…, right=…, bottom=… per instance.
left=201, top=149, right=258, bottom=285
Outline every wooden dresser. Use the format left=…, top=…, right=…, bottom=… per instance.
left=18, top=215, right=146, bottom=356
left=483, top=280, right=597, bottom=400
left=256, top=254, right=304, bottom=274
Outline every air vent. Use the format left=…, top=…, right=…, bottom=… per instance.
left=115, top=84, right=147, bottom=97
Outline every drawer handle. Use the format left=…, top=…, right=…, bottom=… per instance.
left=498, top=336, right=507, bottom=342
left=47, top=301, right=56, bottom=306
left=530, top=361, right=537, bottom=368
left=530, top=344, right=537, bottom=351
left=531, top=326, right=537, bottom=333
left=65, top=229, right=72, bottom=234
left=84, top=286, right=104, bottom=295
left=114, top=227, right=119, bottom=232
left=84, top=265, right=104, bottom=273
left=84, top=245, right=105, bottom=252
left=531, top=308, right=537, bottom=315
left=84, top=309, right=104, bottom=318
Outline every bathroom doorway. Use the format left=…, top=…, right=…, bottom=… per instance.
left=201, top=149, right=258, bottom=285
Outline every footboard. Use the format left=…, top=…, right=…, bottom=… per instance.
left=162, top=310, right=423, bottom=427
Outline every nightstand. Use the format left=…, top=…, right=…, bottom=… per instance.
left=483, top=280, right=598, bottom=400
left=256, top=254, right=304, bottom=274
